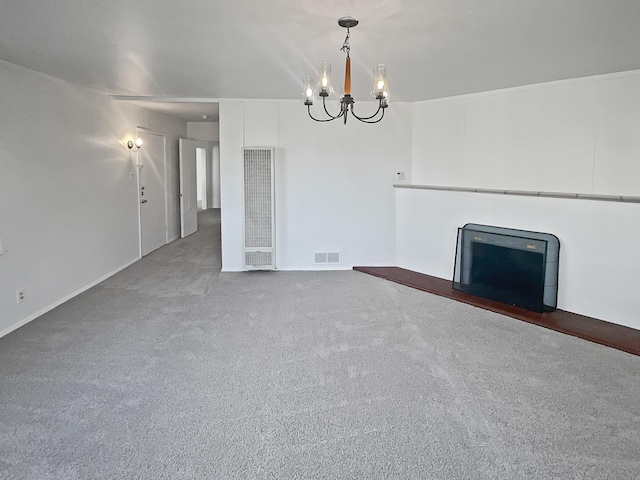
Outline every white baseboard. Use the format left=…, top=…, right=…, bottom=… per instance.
left=0, top=257, right=140, bottom=340
left=220, top=266, right=354, bottom=272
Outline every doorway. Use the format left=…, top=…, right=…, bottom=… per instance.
left=196, top=147, right=207, bottom=210
left=195, top=143, right=221, bottom=210
left=180, top=139, right=219, bottom=238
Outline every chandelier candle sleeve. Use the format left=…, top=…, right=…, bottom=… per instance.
left=303, top=75, right=315, bottom=105
left=318, top=62, right=333, bottom=96
left=372, top=64, right=389, bottom=99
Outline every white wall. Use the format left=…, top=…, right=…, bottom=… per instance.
left=412, top=71, right=640, bottom=194
left=0, top=60, right=186, bottom=337
left=399, top=71, right=640, bottom=329
left=219, top=100, right=412, bottom=272
left=187, top=122, right=219, bottom=141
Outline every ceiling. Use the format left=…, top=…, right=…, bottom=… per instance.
left=2, top=0, right=639, bottom=122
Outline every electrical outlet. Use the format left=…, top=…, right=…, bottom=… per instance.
left=16, top=288, right=26, bottom=304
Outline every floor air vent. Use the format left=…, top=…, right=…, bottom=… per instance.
left=243, top=147, right=275, bottom=270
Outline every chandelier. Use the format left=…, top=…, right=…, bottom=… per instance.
left=302, top=17, right=389, bottom=124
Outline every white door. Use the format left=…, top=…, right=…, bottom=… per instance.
left=179, top=138, right=198, bottom=238
left=138, top=131, right=167, bottom=256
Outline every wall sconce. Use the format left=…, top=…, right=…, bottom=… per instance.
left=127, top=138, right=143, bottom=152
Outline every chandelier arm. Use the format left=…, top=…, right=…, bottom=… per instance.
left=351, top=105, right=385, bottom=124
left=307, top=105, right=337, bottom=122
left=322, top=95, right=344, bottom=119
left=350, top=100, right=384, bottom=121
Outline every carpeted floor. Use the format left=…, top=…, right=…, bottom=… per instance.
left=1, top=209, right=639, bottom=479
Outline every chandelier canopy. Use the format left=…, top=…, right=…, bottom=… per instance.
left=303, top=17, right=389, bottom=124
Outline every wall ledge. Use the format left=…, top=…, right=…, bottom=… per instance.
left=393, top=184, right=640, bottom=203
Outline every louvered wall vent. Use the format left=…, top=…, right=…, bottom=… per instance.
left=314, top=252, right=340, bottom=264
left=243, top=147, right=275, bottom=270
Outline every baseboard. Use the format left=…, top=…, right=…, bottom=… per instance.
left=354, top=266, right=640, bottom=356
left=220, top=266, right=354, bottom=273
left=275, top=266, right=354, bottom=272
left=0, top=256, right=140, bottom=340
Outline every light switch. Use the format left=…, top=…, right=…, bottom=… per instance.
left=395, top=171, right=405, bottom=181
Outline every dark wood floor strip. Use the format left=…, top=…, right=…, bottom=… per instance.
left=354, top=266, right=640, bottom=356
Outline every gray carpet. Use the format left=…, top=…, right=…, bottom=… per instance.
left=1, top=209, right=639, bottom=479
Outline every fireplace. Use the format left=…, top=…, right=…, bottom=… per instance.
left=453, top=224, right=560, bottom=312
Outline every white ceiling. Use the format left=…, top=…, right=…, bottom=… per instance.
left=2, top=0, right=639, bottom=122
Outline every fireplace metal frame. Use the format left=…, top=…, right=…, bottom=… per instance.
left=453, top=224, right=560, bottom=312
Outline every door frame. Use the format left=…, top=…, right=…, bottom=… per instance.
left=137, top=127, right=168, bottom=258
left=196, top=146, right=208, bottom=210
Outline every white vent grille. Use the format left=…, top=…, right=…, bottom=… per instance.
left=327, top=252, right=340, bottom=263
left=245, top=251, right=273, bottom=268
left=314, top=252, right=340, bottom=264
left=243, top=147, right=275, bottom=270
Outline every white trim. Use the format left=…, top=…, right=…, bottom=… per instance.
left=414, top=69, right=640, bottom=105
left=109, top=70, right=640, bottom=107
left=134, top=146, right=143, bottom=259
left=393, top=184, right=640, bottom=203
left=0, top=257, right=140, bottom=340
left=110, top=96, right=222, bottom=103
left=110, top=96, right=296, bottom=104
left=163, top=135, right=169, bottom=243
